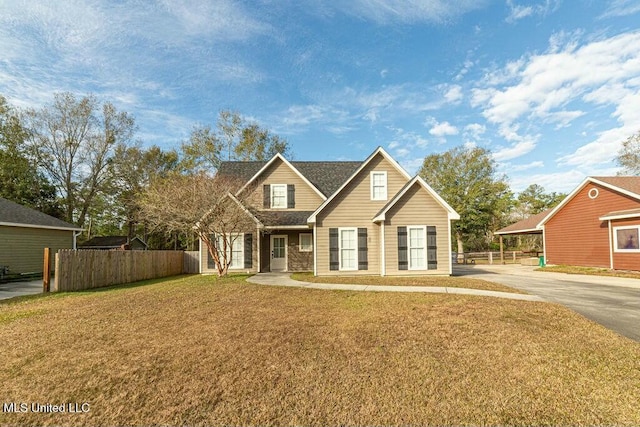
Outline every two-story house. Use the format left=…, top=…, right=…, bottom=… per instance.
left=199, top=146, right=459, bottom=276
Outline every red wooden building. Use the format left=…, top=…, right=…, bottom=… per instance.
left=497, top=176, right=640, bottom=271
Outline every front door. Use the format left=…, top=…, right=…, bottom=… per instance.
left=270, top=235, right=287, bottom=272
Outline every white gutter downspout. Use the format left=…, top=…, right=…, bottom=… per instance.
left=608, top=220, right=614, bottom=270
left=448, top=216, right=453, bottom=275
left=73, top=231, right=82, bottom=250
left=256, top=225, right=261, bottom=273
left=313, top=223, right=317, bottom=276
left=380, top=221, right=386, bottom=277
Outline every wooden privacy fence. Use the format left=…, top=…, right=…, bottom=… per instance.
left=183, top=251, right=199, bottom=274
left=54, top=250, right=185, bottom=292
left=452, top=251, right=543, bottom=265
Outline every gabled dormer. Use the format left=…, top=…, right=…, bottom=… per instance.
left=307, top=146, right=412, bottom=224
left=235, top=153, right=326, bottom=211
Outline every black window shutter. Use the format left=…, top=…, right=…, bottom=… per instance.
left=427, top=226, right=437, bottom=270
left=244, top=233, right=253, bottom=269
left=263, top=184, right=270, bottom=208
left=329, top=228, right=339, bottom=271
left=358, top=228, right=368, bottom=270
left=398, top=226, right=408, bottom=270
left=287, top=184, right=295, bottom=208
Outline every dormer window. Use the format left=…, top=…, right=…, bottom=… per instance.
left=370, top=171, right=387, bottom=201
left=263, top=184, right=295, bottom=209
left=271, top=184, right=287, bottom=209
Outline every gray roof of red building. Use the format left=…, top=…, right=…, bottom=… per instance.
left=0, top=197, right=81, bottom=230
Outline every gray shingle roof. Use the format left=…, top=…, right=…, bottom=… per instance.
left=495, top=209, right=551, bottom=235
left=0, top=197, right=81, bottom=230
left=218, top=160, right=362, bottom=197
left=252, top=210, right=315, bottom=227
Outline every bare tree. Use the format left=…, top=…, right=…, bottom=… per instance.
left=617, top=131, right=640, bottom=175
left=26, top=92, right=135, bottom=226
left=139, top=172, right=258, bottom=276
left=180, top=110, right=291, bottom=172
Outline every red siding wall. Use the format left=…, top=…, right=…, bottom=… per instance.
left=545, top=183, right=639, bottom=268
left=610, top=217, right=640, bottom=271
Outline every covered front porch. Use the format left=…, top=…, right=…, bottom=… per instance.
left=253, top=210, right=315, bottom=273
left=259, top=228, right=313, bottom=272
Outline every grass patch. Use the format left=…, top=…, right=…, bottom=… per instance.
left=291, top=271, right=527, bottom=294
left=539, top=265, right=640, bottom=279
left=1, top=274, right=639, bottom=426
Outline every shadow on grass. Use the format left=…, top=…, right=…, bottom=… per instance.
left=0, top=274, right=202, bottom=306
left=452, top=265, right=493, bottom=276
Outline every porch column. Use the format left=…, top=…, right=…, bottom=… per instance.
left=499, top=235, right=504, bottom=264
left=256, top=225, right=261, bottom=273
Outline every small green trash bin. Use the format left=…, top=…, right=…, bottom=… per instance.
left=538, top=256, right=545, bottom=267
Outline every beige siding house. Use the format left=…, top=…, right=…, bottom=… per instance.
left=199, top=147, right=459, bottom=276
left=0, top=197, right=82, bottom=276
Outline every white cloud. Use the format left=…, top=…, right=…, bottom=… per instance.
left=508, top=165, right=620, bottom=193
left=455, top=59, right=475, bottom=81
left=330, top=0, right=490, bottom=24
left=464, top=123, right=486, bottom=140
left=475, top=31, right=640, bottom=127
left=276, top=104, right=352, bottom=135
left=506, top=4, right=534, bottom=22
left=428, top=120, right=459, bottom=137
left=388, top=126, right=430, bottom=149
left=0, top=0, right=270, bottom=107
left=508, top=160, right=544, bottom=172
left=505, top=0, right=560, bottom=23
left=395, top=148, right=411, bottom=157
left=443, top=85, right=463, bottom=103
left=493, top=140, right=537, bottom=162
left=472, top=30, right=640, bottom=168
left=508, top=169, right=586, bottom=193
left=399, top=157, right=425, bottom=175
left=601, top=0, right=640, bottom=18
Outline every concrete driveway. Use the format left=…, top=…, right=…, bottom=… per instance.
left=455, top=264, right=640, bottom=342
left=0, top=280, right=43, bottom=301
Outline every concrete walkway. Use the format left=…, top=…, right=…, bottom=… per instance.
left=0, top=280, right=43, bottom=301
left=247, top=273, right=544, bottom=302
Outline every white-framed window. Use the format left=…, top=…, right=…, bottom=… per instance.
left=217, top=233, right=244, bottom=269
left=339, top=227, right=357, bottom=271
left=408, top=225, right=426, bottom=270
left=271, top=184, right=287, bottom=209
left=370, top=171, right=387, bottom=201
left=614, top=226, right=640, bottom=252
left=299, top=233, right=313, bottom=252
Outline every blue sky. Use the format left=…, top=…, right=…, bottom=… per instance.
left=1, top=0, right=640, bottom=193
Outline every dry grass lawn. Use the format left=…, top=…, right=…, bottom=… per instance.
left=540, top=264, right=640, bottom=279
left=1, top=274, right=640, bottom=426
left=291, top=271, right=527, bottom=294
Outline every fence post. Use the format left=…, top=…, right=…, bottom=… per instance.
left=488, top=251, right=493, bottom=265
left=43, top=247, right=50, bottom=293
left=54, top=251, right=60, bottom=292
left=513, top=251, right=516, bottom=263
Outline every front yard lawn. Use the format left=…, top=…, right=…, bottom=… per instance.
left=1, top=274, right=639, bottom=426
left=291, top=271, right=527, bottom=294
